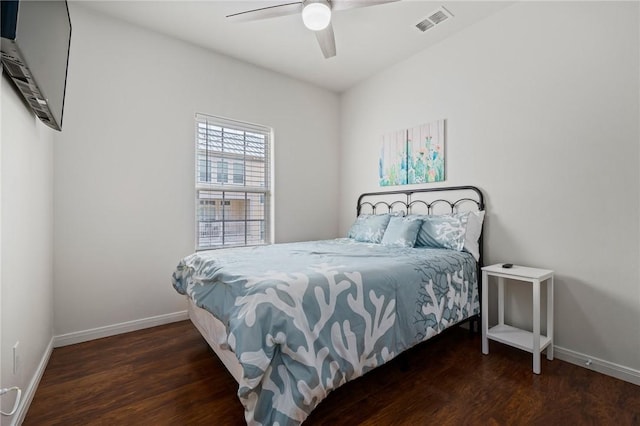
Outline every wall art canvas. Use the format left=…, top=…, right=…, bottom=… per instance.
left=379, top=130, right=408, bottom=186
left=379, top=119, right=445, bottom=186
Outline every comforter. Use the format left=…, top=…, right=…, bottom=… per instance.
left=172, top=238, right=479, bottom=425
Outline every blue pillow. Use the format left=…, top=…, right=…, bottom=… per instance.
left=347, top=214, right=391, bottom=243
left=381, top=216, right=422, bottom=247
left=411, top=214, right=466, bottom=251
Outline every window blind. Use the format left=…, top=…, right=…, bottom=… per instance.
left=195, top=113, right=272, bottom=250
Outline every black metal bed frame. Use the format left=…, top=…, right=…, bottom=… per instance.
left=356, top=185, right=485, bottom=332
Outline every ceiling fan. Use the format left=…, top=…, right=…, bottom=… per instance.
left=226, top=0, right=400, bottom=59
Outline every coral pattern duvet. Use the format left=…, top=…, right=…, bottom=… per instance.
left=172, top=238, right=479, bottom=425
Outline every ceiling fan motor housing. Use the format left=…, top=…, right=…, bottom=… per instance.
left=302, top=0, right=332, bottom=31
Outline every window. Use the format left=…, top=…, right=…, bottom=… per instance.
left=232, top=162, right=245, bottom=185
left=195, top=113, right=272, bottom=250
left=216, top=160, right=229, bottom=184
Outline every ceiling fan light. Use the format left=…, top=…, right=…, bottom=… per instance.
left=302, top=2, right=331, bottom=31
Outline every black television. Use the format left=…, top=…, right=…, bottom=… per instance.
left=1, top=0, right=71, bottom=131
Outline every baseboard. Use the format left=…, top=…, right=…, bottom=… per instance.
left=53, top=310, right=188, bottom=348
left=10, top=337, right=54, bottom=426
left=554, top=345, right=640, bottom=386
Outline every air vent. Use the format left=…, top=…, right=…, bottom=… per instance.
left=416, top=20, right=434, bottom=32
left=415, top=6, right=454, bottom=32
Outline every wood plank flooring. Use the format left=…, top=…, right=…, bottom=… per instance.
left=25, top=321, right=640, bottom=425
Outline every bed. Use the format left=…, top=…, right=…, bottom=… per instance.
left=172, top=185, right=485, bottom=425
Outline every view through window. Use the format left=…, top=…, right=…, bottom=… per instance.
left=195, top=113, right=272, bottom=250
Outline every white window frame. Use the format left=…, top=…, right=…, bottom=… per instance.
left=195, top=113, right=273, bottom=250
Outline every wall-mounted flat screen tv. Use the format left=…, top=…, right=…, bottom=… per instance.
left=1, top=0, right=71, bottom=131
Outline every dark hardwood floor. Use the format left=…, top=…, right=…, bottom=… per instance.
left=25, top=321, right=639, bottom=425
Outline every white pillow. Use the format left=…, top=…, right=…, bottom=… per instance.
left=460, top=210, right=485, bottom=262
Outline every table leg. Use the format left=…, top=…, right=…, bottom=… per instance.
left=547, top=276, right=554, bottom=360
left=498, top=277, right=505, bottom=326
left=482, top=271, right=489, bottom=354
left=533, top=279, right=541, bottom=374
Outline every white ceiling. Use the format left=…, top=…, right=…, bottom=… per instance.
left=76, top=1, right=513, bottom=93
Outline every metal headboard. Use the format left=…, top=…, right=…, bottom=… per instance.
left=356, top=185, right=485, bottom=330
left=357, top=185, right=484, bottom=215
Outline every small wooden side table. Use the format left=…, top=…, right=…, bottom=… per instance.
left=481, top=264, right=554, bottom=374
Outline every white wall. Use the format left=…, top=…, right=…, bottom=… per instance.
left=340, top=2, right=640, bottom=373
left=1, top=77, right=54, bottom=419
left=52, top=5, right=340, bottom=336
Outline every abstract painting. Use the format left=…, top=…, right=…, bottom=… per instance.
left=379, top=119, right=445, bottom=186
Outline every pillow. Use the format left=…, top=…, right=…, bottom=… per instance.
left=381, top=216, right=422, bottom=248
left=347, top=214, right=391, bottom=243
left=457, top=210, right=485, bottom=261
left=412, top=214, right=466, bottom=251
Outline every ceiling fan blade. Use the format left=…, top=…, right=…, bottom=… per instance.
left=330, top=0, right=400, bottom=12
left=315, top=23, right=336, bottom=59
left=226, top=2, right=303, bottom=23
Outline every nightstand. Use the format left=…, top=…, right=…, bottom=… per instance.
left=481, top=264, right=554, bottom=374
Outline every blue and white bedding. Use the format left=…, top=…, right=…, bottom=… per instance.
left=172, top=238, right=479, bottom=425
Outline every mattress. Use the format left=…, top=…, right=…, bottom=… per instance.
left=188, top=298, right=243, bottom=383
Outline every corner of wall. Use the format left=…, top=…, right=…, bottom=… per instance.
left=1, top=76, right=55, bottom=422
